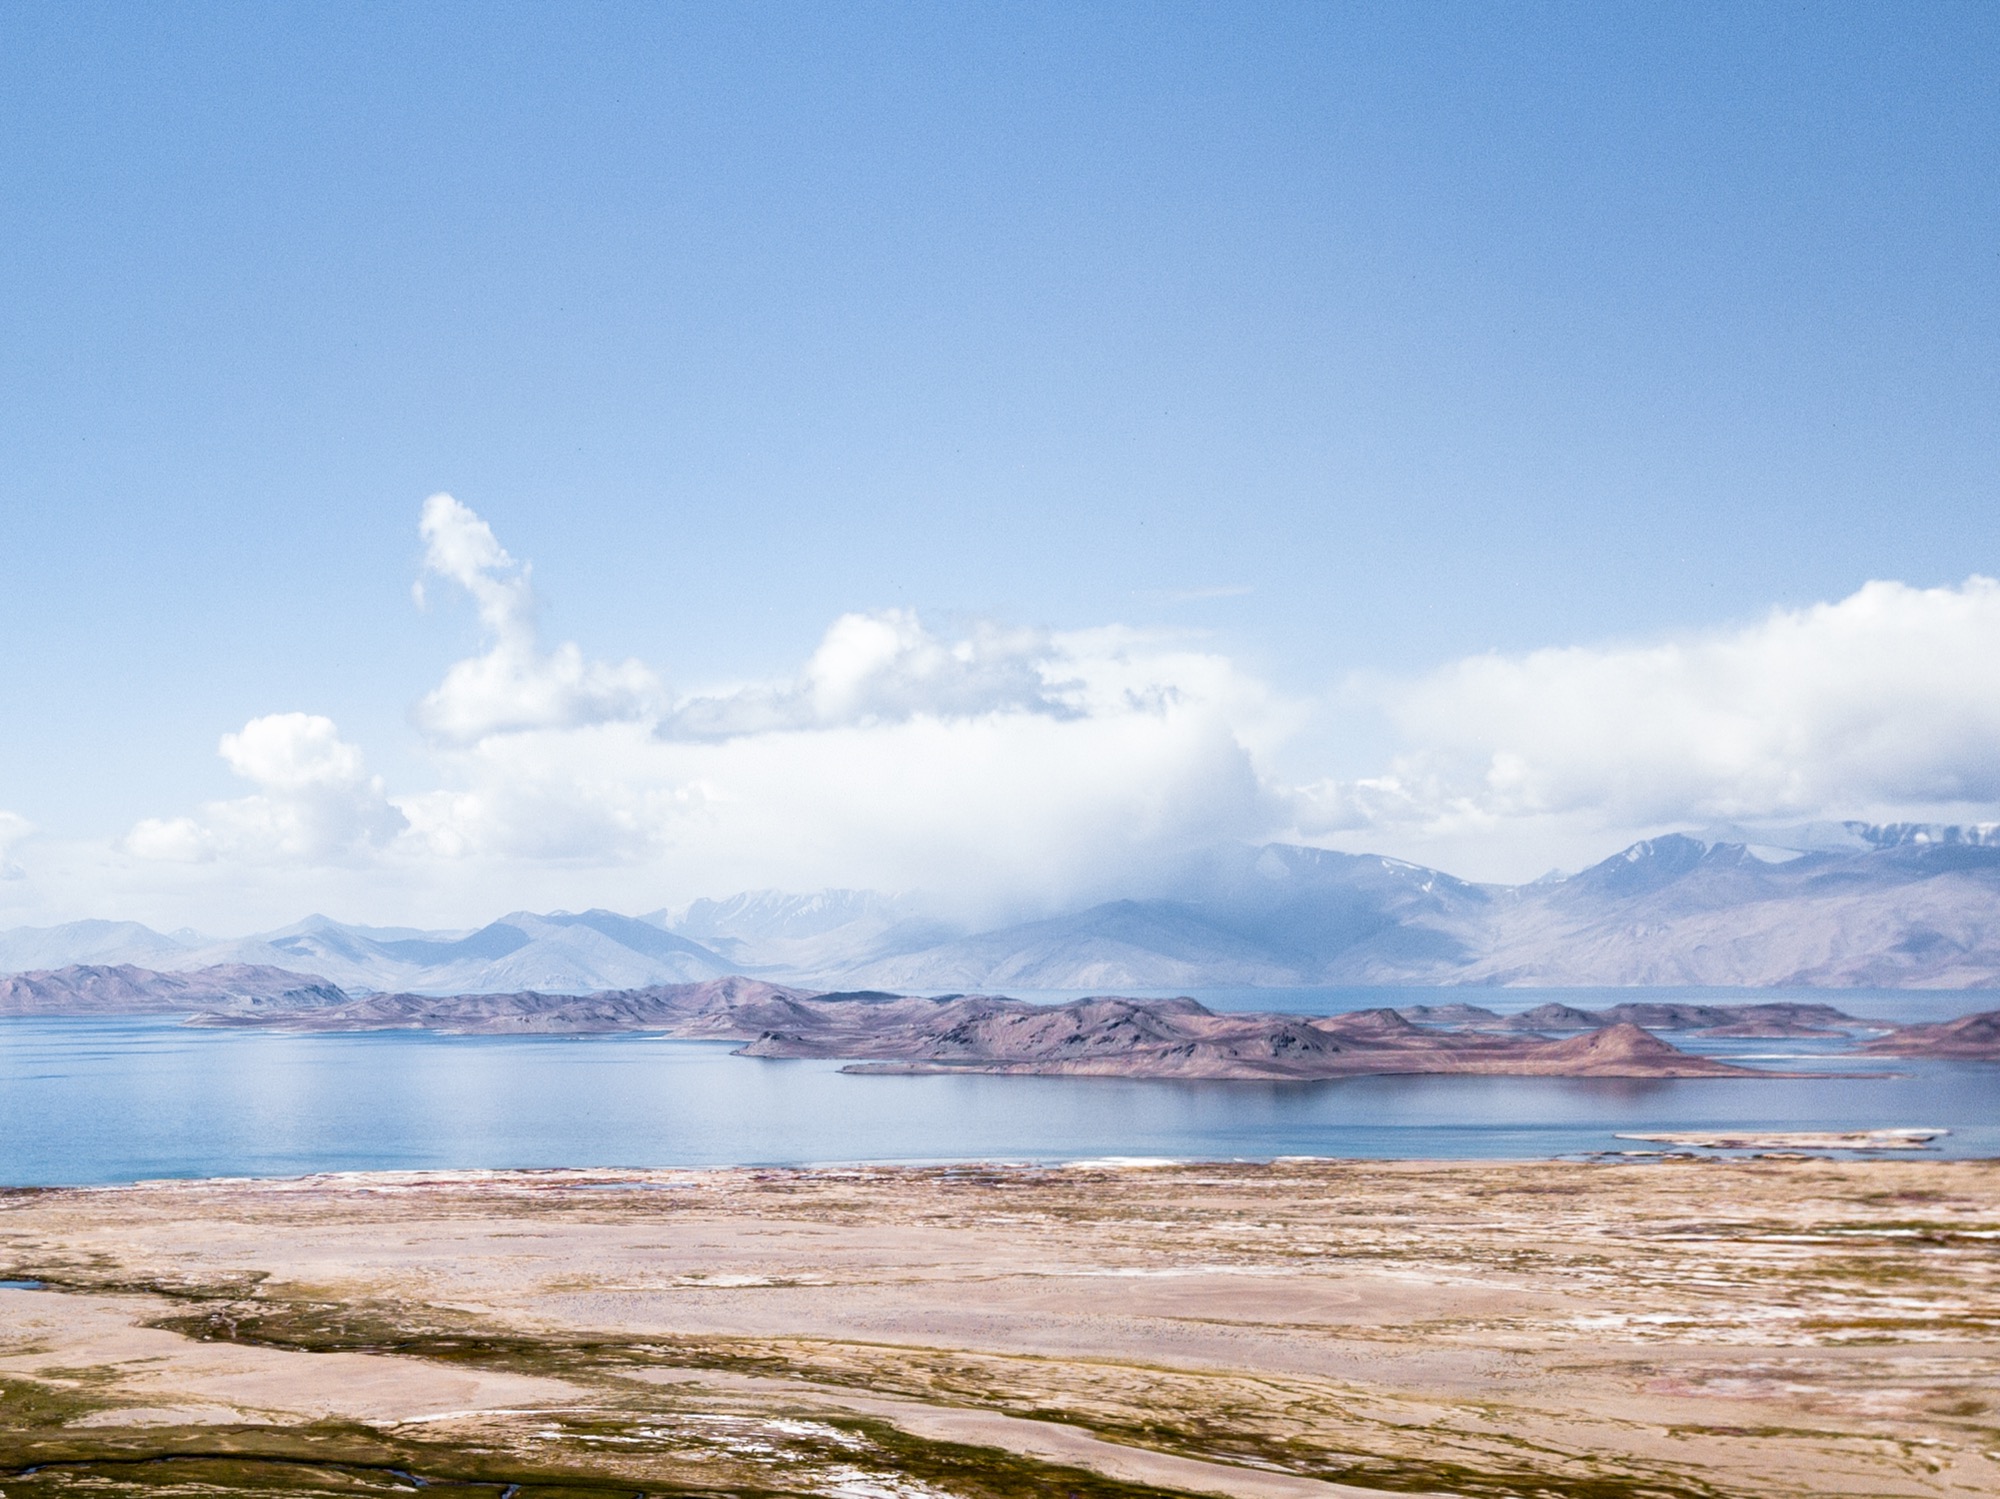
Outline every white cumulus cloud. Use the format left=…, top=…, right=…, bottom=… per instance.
left=1297, top=577, right=2000, bottom=869
left=395, top=598, right=1287, bottom=914
left=395, top=631, right=1278, bottom=913
left=413, top=493, right=660, bottom=743
left=666, top=609, right=1065, bottom=738
left=126, top=713, right=405, bottom=863
left=389, top=499, right=1293, bottom=912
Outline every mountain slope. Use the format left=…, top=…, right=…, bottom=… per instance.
left=1461, top=835, right=2000, bottom=986
left=801, top=832, right=2000, bottom=990
left=660, top=890, right=963, bottom=975
left=837, top=900, right=1304, bottom=988
left=232, top=910, right=738, bottom=993
left=0, top=910, right=738, bottom=995
left=0, top=919, right=194, bottom=972
left=833, top=845, right=1496, bottom=989
left=7, top=823, right=2000, bottom=991
left=0, top=963, right=347, bottom=1015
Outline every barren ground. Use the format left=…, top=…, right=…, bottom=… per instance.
left=0, top=1158, right=1995, bottom=1498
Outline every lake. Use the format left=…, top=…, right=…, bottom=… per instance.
left=1, top=989, right=1993, bottom=1184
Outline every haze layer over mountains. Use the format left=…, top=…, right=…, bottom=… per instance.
left=4, top=823, right=1997, bottom=993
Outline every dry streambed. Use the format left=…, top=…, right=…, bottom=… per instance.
left=0, top=1159, right=1995, bottom=1498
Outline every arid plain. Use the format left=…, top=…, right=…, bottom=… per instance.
left=1, top=1158, right=1995, bottom=1499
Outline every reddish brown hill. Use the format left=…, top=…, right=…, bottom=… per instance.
left=1862, top=1009, right=2000, bottom=1059
left=1511, top=1022, right=1747, bottom=1077
left=0, top=963, right=346, bottom=1015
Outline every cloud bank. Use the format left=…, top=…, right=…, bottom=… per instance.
left=389, top=604, right=1280, bottom=913
left=125, top=713, right=405, bottom=863
left=15, top=492, right=1989, bottom=926
left=103, top=496, right=1284, bottom=921
left=1307, top=578, right=2000, bottom=853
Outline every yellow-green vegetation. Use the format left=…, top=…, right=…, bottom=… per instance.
left=0, top=1361, right=1186, bottom=1499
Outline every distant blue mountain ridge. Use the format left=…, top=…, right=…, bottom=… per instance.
left=3, top=822, right=1997, bottom=992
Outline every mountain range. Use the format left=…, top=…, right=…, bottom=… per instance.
left=3, top=821, right=1997, bottom=992
left=0, top=909, right=736, bottom=996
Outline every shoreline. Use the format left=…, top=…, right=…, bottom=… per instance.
left=6, top=1129, right=1984, bottom=1196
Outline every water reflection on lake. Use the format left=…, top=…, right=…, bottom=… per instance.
left=1, top=1007, right=1993, bottom=1185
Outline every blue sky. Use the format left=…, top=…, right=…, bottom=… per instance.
left=2, top=3, right=1996, bottom=928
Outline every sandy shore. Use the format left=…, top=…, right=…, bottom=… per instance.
left=1, top=1158, right=1995, bottom=1497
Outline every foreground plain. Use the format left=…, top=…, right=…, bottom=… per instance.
left=1, top=1159, right=1996, bottom=1498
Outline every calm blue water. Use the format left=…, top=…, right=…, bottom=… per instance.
left=1, top=992, right=1994, bottom=1184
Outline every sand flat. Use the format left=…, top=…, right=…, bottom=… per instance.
left=1, top=1158, right=1996, bottom=1497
